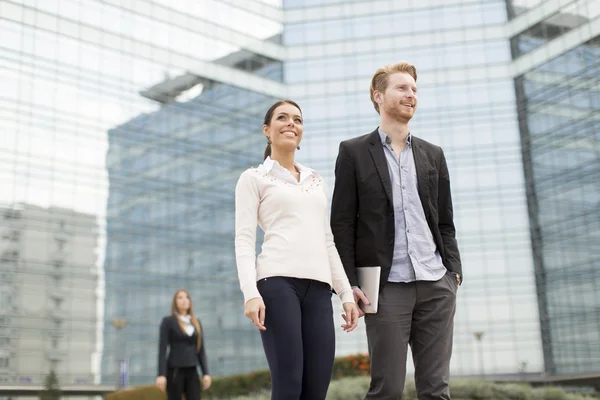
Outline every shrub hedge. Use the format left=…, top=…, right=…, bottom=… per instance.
left=103, top=354, right=597, bottom=400
left=105, top=354, right=369, bottom=400
left=105, top=378, right=597, bottom=400
left=223, top=378, right=598, bottom=400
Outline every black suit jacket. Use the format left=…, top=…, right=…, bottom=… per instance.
left=157, top=315, right=209, bottom=377
left=330, top=129, right=462, bottom=292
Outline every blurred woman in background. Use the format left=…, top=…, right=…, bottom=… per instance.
left=156, top=289, right=211, bottom=400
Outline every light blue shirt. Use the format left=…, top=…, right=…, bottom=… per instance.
left=378, top=129, right=446, bottom=282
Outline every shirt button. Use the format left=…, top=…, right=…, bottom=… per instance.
left=407, top=229, right=410, bottom=233
left=402, top=186, right=406, bottom=189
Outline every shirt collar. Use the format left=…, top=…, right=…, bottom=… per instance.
left=178, top=314, right=191, bottom=323
left=263, top=156, right=315, bottom=183
left=378, top=128, right=412, bottom=147
left=262, top=156, right=276, bottom=173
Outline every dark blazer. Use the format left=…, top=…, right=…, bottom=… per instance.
left=157, top=315, right=209, bottom=377
left=330, top=129, right=462, bottom=292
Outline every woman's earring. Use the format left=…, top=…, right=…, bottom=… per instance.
left=267, top=138, right=272, bottom=144
left=297, top=145, right=301, bottom=150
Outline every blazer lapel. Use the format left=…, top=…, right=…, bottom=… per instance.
left=368, top=129, right=393, bottom=206
left=411, top=136, right=430, bottom=215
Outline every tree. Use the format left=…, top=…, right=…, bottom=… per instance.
left=39, top=370, right=61, bottom=400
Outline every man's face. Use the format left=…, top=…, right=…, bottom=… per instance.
left=377, top=72, right=417, bottom=122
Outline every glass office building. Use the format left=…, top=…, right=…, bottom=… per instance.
left=509, top=0, right=600, bottom=375
left=283, top=0, right=543, bottom=376
left=0, top=0, right=284, bottom=384
left=102, top=57, right=281, bottom=382
left=1, top=0, right=598, bottom=388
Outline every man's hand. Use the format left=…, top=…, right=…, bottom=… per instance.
left=244, top=297, right=266, bottom=331
left=341, top=302, right=360, bottom=332
left=352, top=287, right=370, bottom=317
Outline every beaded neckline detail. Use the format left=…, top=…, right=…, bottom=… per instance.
left=253, top=167, right=322, bottom=193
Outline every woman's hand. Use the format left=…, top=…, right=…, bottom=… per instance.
left=244, top=297, right=266, bottom=331
left=341, top=302, right=360, bottom=332
left=202, top=375, right=212, bottom=390
left=155, top=376, right=166, bottom=391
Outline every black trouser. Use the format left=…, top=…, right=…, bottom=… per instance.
left=167, top=366, right=201, bottom=400
left=257, top=276, right=336, bottom=400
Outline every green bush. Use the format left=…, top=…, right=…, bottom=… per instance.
left=331, top=354, right=370, bottom=379
left=216, top=377, right=370, bottom=400
left=220, top=391, right=270, bottom=400
left=325, top=376, right=370, bottom=400
left=219, top=378, right=598, bottom=400
left=205, top=370, right=271, bottom=399
left=39, top=370, right=61, bottom=400
left=203, top=353, right=369, bottom=398
left=105, top=385, right=165, bottom=400
left=103, top=354, right=370, bottom=399
left=103, top=362, right=598, bottom=400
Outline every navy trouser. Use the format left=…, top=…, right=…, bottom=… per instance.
left=257, top=277, right=336, bottom=400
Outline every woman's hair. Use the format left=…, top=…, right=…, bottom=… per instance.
left=171, top=288, right=202, bottom=350
left=263, top=99, right=302, bottom=160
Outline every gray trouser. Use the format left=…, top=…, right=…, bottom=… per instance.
left=365, top=271, right=458, bottom=400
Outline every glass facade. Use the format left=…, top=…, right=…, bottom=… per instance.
left=507, top=0, right=546, bottom=18
left=0, top=0, right=281, bottom=386
left=510, top=0, right=600, bottom=57
left=1, top=0, right=598, bottom=390
left=102, top=61, right=281, bottom=383
left=514, top=35, right=600, bottom=374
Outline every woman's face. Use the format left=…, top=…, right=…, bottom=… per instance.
left=263, top=103, right=303, bottom=153
left=175, top=291, right=190, bottom=314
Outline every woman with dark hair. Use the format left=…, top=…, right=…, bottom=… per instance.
left=234, top=100, right=360, bottom=400
left=156, top=289, right=211, bottom=400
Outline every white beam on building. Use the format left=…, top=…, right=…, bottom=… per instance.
left=187, top=60, right=288, bottom=98
left=506, top=0, right=578, bottom=37
left=510, top=16, right=600, bottom=76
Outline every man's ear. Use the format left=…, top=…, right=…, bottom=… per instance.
left=373, top=90, right=384, bottom=106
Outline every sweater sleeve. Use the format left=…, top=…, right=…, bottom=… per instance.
left=157, top=317, right=169, bottom=377
left=322, top=180, right=355, bottom=305
left=234, top=170, right=262, bottom=303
